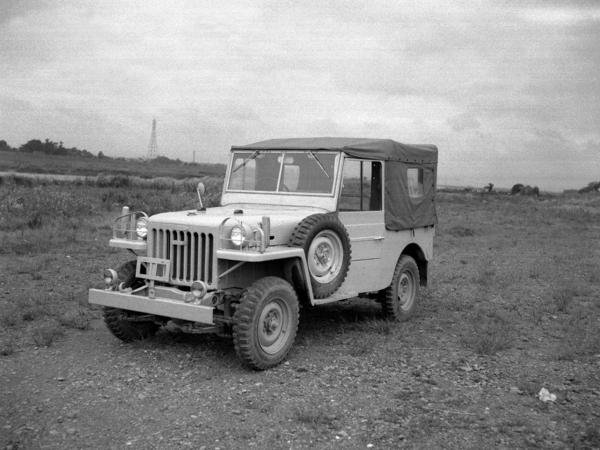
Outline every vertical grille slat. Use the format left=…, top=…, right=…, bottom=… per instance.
left=149, top=226, right=214, bottom=286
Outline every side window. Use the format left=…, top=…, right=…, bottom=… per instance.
left=407, top=168, right=424, bottom=198
left=339, top=160, right=382, bottom=211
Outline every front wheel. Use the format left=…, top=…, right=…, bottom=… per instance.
left=381, top=255, right=420, bottom=321
left=102, top=261, right=159, bottom=342
left=233, top=277, right=299, bottom=370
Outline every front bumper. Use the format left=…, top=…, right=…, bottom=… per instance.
left=88, top=289, right=214, bottom=324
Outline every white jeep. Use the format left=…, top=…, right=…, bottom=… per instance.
left=89, top=138, right=438, bottom=369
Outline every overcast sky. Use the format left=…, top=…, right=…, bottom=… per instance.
left=1, top=0, right=599, bottom=190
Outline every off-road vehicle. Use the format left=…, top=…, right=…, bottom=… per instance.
left=89, top=138, right=438, bottom=369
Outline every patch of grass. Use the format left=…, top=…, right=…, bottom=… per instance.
left=550, top=283, right=592, bottom=314
left=293, top=406, right=338, bottom=429
left=447, top=225, right=475, bottom=237
left=0, top=335, right=16, bottom=356
left=20, top=294, right=53, bottom=322
left=348, top=336, right=375, bottom=357
left=31, top=321, right=64, bottom=347
left=573, top=425, right=600, bottom=449
left=463, top=310, right=514, bottom=355
left=473, top=265, right=496, bottom=289
left=552, top=286, right=576, bottom=313
left=58, top=308, right=92, bottom=330
left=0, top=304, right=20, bottom=328
left=556, top=308, right=600, bottom=360
left=528, top=266, right=541, bottom=280
left=351, top=318, right=393, bottom=335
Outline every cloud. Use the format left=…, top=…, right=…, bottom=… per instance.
left=0, top=1, right=598, bottom=189
left=447, top=113, right=481, bottom=132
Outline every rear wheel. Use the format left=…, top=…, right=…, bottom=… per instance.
left=102, top=261, right=159, bottom=342
left=233, top=277, right=299, bottom=370
left=381, top=255, right=420, bottom=321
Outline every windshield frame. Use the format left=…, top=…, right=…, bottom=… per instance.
left=225, top=150, right=340, bottom=197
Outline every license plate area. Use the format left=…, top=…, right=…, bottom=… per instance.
left=136, top=257, right=171, bottom=282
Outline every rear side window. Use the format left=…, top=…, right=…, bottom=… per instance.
left=407, top=168, right=424, bottom=198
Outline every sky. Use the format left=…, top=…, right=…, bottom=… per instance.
left=1, top=0, right=599, bottom=191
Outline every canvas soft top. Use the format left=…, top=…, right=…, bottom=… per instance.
left=232, top=137, right=438, bottom=230
left=231, top=137, right=437, bottom=164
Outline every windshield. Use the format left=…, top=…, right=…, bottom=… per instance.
left=227, top=151, right=337, bottom=194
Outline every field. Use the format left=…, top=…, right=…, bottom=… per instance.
left=1, top=175, right=599, bottom=449
left=0, top=150, right=225, bottom=179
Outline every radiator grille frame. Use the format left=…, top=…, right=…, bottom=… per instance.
left=148, top=227, right=215, bottom=286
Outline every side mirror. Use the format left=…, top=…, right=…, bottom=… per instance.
left=196, top=182, right=206, bottom=211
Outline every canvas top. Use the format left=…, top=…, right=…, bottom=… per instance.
left=231, top=137, right=437, bottom=164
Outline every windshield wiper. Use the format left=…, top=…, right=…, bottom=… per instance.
left=232, top=150, right=260, bottom=173
left=309, top=151, right=330, bottom=179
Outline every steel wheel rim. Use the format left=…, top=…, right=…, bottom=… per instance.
left=257, top=298, right=291, bottom=355
left=397, top=271, right=416, bottom=311
left=307, top=230, right=343, bottom=283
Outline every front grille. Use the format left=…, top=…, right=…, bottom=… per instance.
left=149, top=228, right=215, bottom=285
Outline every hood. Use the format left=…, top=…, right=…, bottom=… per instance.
left=149, top=204, right=327, bottom=245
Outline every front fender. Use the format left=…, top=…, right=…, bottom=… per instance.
left=216, top=247, right=315, bottom=302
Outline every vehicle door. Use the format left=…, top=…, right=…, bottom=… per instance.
left=337, top=158, right=385, bottom=267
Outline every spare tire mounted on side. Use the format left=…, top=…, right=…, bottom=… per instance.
left=288, top=213, right=351, bottom=299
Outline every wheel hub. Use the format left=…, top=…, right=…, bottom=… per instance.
left=308, top=231, right=343, bottom=282
left=397, top=273, right=414, bottom=308
left=263, top=310, right=280, bottom=334
left=315, top=243, right=331, bottom=265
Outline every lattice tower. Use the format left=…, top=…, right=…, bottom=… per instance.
left=147, top=118, right=158, bottom=159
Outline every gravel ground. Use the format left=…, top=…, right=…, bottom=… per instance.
left=2, top=192, right=600, bottom=449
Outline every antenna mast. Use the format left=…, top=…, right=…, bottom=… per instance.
left=147, top=118, right=158, bottom=159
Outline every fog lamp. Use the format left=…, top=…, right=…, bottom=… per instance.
left=103, top=268, right=118, bottom=287
left=191, top=280, right=207, bottom=299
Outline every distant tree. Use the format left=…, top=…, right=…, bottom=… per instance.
left=19, top=139, right=44, bottom=153
left=510, top=184, right=524, bottom=195
left=98, top=151, right=106, bottom=158
left=0, top=140, right=14, bottom=152
left=578, top=181, right=600, bottom=193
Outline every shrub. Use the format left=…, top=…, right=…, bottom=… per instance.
left=31, top=322, right=64, bottom=347
left=463, top=310, right=514, bottom=355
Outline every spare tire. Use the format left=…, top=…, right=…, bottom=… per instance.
left=288, top=213, right=351, bottom=299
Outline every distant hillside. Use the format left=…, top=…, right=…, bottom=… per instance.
left=0, top=139, right=225, bottom=179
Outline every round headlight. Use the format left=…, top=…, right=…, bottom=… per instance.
left=136, top=217, right=148, bottom=239
left=230, top=225, right=245, bottom=247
